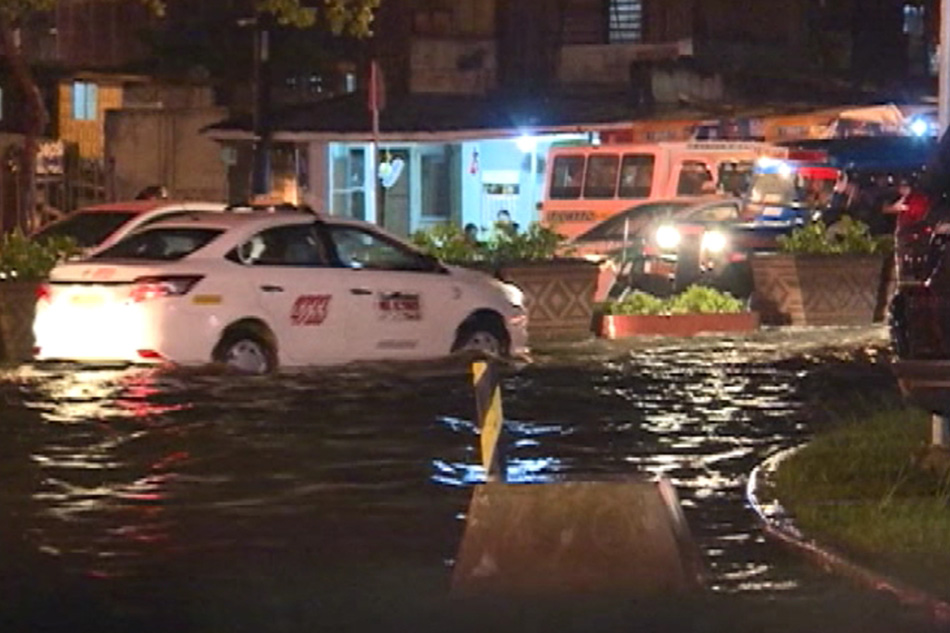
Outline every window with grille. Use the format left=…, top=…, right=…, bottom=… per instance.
left=608, top=0, right=642, bottom=43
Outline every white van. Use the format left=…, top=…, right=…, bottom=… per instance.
left=540, top=140, right=786, bottom=238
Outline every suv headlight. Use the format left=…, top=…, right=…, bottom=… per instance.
left=701, top=230, right=727, bottom=254
left=655, top=225, right=681, bottom=250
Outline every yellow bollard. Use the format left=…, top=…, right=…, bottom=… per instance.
left=471, top=360, right=506, bottom=482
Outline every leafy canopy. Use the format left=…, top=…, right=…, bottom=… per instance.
left=0, top=0, right=380, bottom=36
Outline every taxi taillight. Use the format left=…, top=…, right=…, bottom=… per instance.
left=35, top=283, right=51, bottom=303
left=129, top=275, right=204, bottom=303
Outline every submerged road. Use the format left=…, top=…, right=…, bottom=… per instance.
left=0, top=326, right=942, bottom=632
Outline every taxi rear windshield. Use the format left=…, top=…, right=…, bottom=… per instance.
left=33, top=211, right=136, bottom=248
left=93, top=228, right=223, bottom=261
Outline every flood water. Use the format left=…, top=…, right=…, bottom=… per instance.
left=0, top=327, right=943, bottom=632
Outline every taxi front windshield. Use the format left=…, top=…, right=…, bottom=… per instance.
left=748, top=171, right=835, bottom=209
left=93, top=227, right=223, bottom=261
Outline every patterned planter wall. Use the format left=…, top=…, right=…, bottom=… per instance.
left=498, top=259, right=600, bottom=340
left=750, top=253, right=886, bottom=326
left=0, top=281, right=41, bottom=362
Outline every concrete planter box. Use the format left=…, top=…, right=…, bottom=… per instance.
left=750, top=253, right=887, bottom=326
left=596, top=312, right=760, bottom=339
left=0, top=281, right=40, bottom=362
left=494, top=259, right=600, bottom=341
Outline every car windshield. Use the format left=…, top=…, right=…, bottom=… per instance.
left=575, top=202, right=692, bottom=242
left=33, top=211, right=137, bottom=248
left=93, top=227, right=223, bottom=261
left=748, top=172, right=835, bottom=208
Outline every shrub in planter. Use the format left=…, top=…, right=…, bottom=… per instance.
left=0, top=230, right=80, bottom=362
left=410, top=221, right=567, bottom=266
left=598, top=285, right=758, bottom=338
left=752, top=217, right=890, bottom=326
left=412, top=222, right=597, bottom=340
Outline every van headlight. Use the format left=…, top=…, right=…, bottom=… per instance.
left=655, top=225, right=681, bottom=250
left=701, top=230, right=727, bottom=254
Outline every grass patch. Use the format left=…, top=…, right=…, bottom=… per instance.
left=773, top=407, right=950, bottom=598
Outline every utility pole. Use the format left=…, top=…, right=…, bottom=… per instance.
left=250, top=14, right=273, bottom=196
left=941, top=0, right=950, bottom=133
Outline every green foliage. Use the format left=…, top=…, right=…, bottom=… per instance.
left=604, top=285, right=745, bottom=315
left=483, top=222, right=567, bottom=264
left=1, top=0, right=380, bottom=36
left=603, top=291, right=667, bottom=315
left=777, top=216, right=884, bottom=255
left=410, top=222, right=568, bottom=266
left=770, top=407, right=950, bottom=596
left=0, top=230, right=80, bottom=282
left=409, top=223, right=483, bottom=264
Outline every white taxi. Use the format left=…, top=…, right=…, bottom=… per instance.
left=33, top=212, right=529, bottom=373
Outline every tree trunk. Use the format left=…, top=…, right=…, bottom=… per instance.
left=0, top=16, right=48, bottom=234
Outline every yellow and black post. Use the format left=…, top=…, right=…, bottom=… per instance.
left=471, top=360, right=506, bottom=482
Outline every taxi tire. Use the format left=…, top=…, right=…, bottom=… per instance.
left=212, top=330, right=277, bottom=374
left=452, top=314, right=510, bottom=357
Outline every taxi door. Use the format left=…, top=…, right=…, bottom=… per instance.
left=324, top=224, right=459, bottom=359
left=236, top=223, right=352, bottom=365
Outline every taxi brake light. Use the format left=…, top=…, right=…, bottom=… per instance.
left=35, top=283, right=51, bottom=303
left=129, top=275, right=204, bottom=303
left=137, top=349, right=165, bottom=360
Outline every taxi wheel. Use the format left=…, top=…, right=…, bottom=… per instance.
left=453, top=317, right=509, bottom=357
left=213, top=331, right=276, bottom=374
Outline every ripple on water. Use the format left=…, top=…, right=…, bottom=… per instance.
left=0, top=337, right=906, bottom=629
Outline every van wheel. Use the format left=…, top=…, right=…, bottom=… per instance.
left=212, top=330, right=276, bottom=374
left=452, top=317, right=509, bottom=357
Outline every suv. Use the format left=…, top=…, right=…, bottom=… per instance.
left=31, top=200, right=227, bottom=255
left=889, top=209, right=950, bottom=412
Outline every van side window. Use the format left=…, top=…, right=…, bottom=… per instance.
left=549, top=155, right=585, bottom=199
left=618, top=154, right=655, bottom=198
left=676, top=160, right=714, bottom=196
left=583, top=154, right=619, bottom=199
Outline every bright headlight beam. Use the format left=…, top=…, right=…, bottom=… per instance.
left=701, top=230, right=727, bottom=253
left=655, top=225, right=681, bottom=250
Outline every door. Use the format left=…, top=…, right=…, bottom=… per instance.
left=235, top=223, right=351, bottom=365
left=325, top=223, right=458, bottom=359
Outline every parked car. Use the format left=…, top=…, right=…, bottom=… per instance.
left=30, top=200, right=228, bottom=254
left=568, top=197, right=718, bottom=259
left=889, top=209, right=950, bottom=412
left=568, top=196, right=732, bottom=299
left=33, top=210, right=528, bottom=373
left=633, top=199, right=796, bottom=298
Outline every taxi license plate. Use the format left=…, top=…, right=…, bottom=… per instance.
left=762, top=207, right=783, bottom=217
left=70, top=293, right=105, bottom=306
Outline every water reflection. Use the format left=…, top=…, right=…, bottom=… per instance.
left=0, top=334, right=911, bottom=631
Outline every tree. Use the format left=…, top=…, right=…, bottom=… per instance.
left=0, top=0, right=381, bottom=232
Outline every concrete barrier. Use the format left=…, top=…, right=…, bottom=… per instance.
left=454, top=361, right=706, bottom=597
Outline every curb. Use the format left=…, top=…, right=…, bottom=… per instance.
left=747, top=445, right=950, bottom=625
